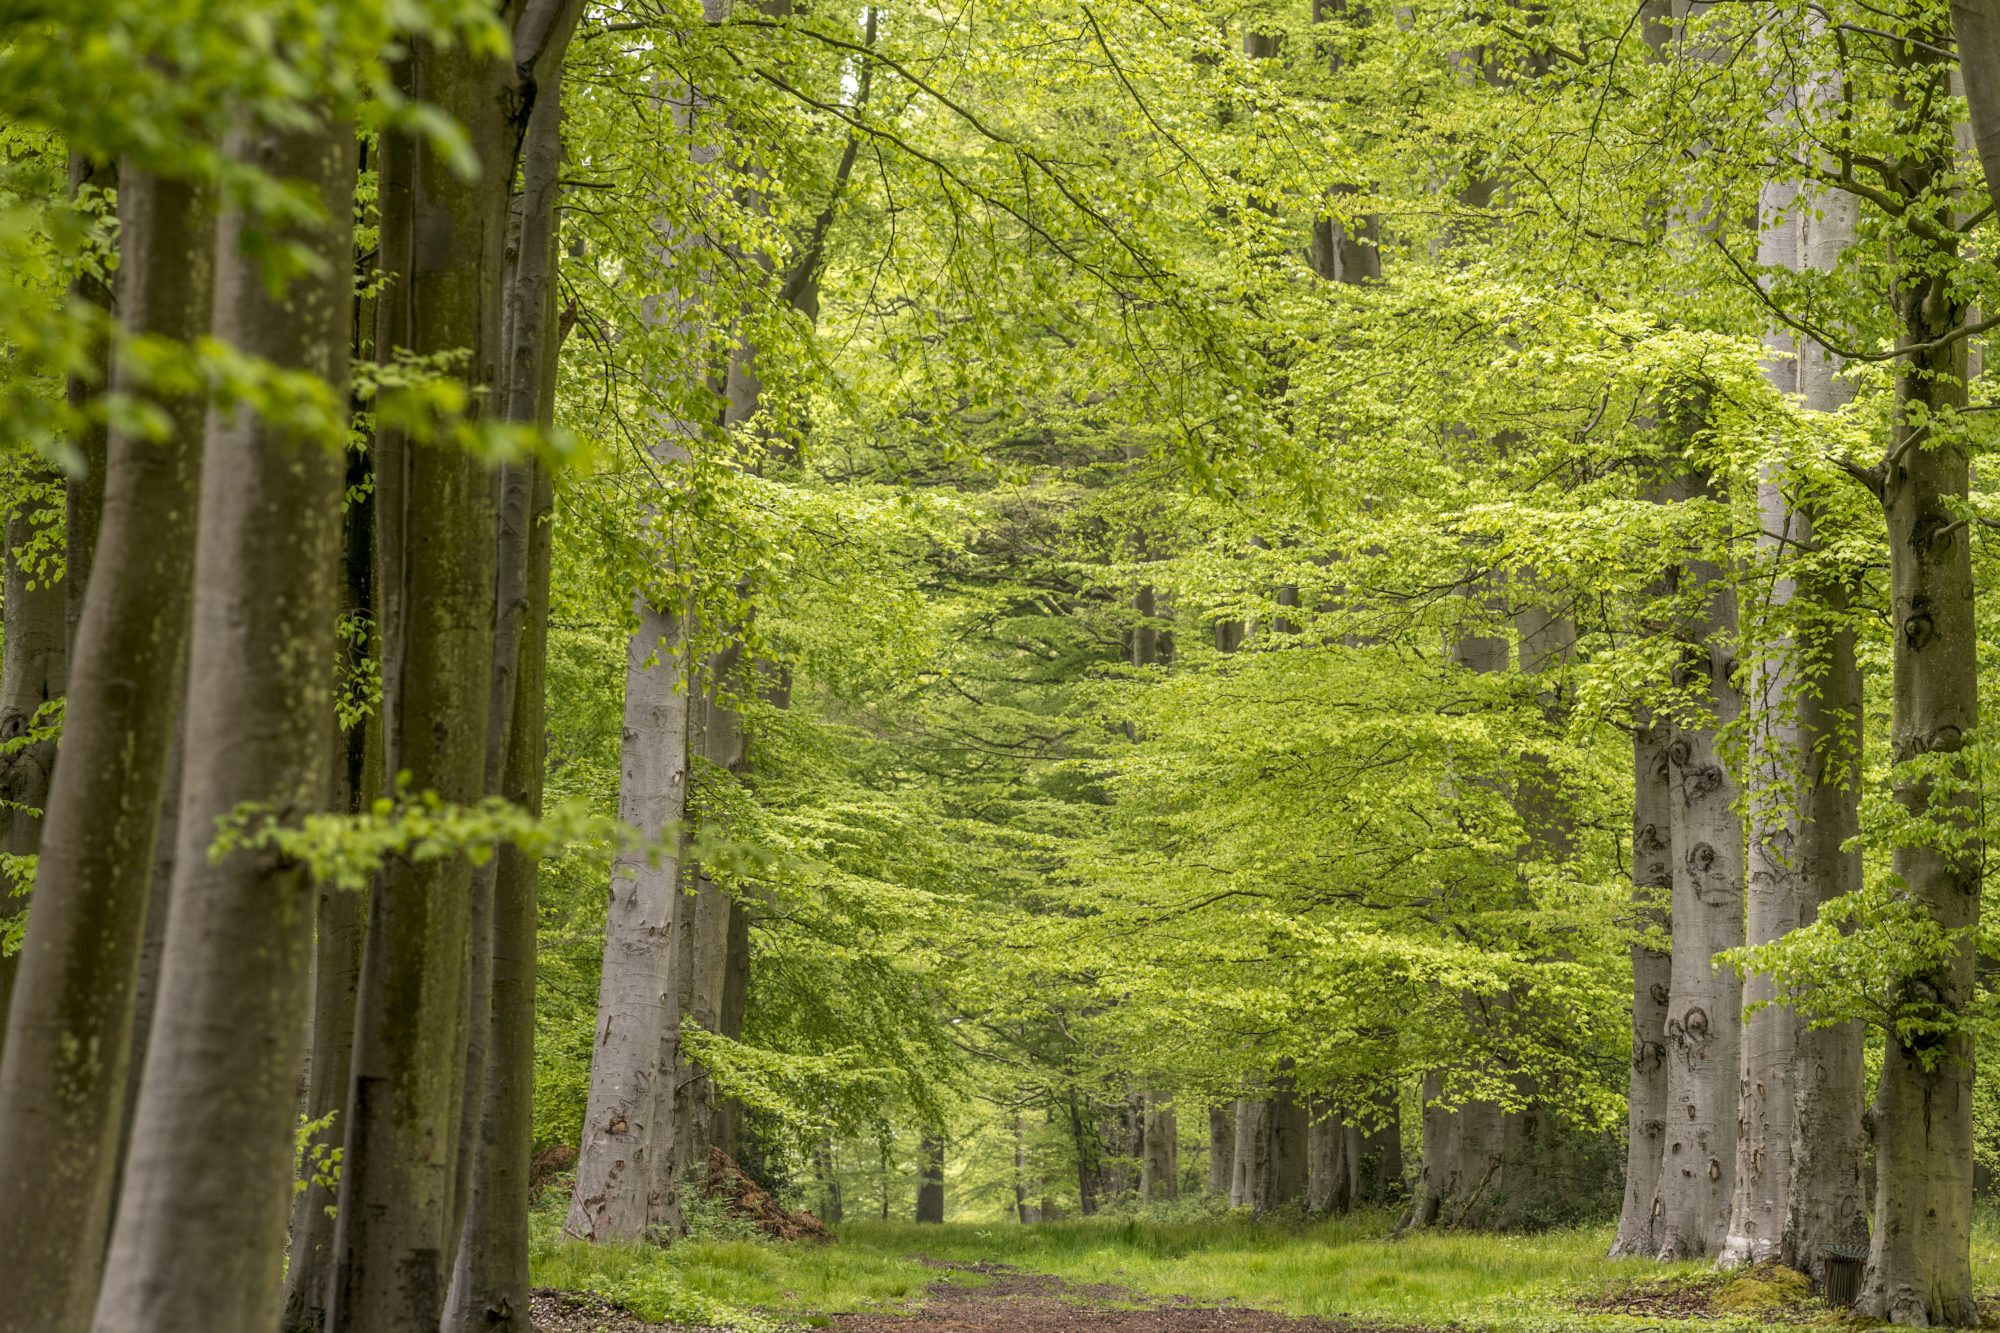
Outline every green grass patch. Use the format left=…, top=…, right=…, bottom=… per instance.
left=528, top=1189, right=975, bottom=1326
left=532, top=1201, right=2000, bottom=1331
left=833, top=1213, right=1718, bottom=1328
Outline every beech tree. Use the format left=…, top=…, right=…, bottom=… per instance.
left=5, top=0, right=2000, bottom=1323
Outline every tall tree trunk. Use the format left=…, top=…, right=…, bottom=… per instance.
left=105, top=721, right=181, bottom=1237
left=0, top=163, right=213, bottom=1333
left=1610, top=709, right=1673, bottom=1256
left=1949, top=0, right=2000, bottom=213
left=1307, top=1102, right=1350, bottom=1215
left=446, top=38, right=572, bottom=1325
left=446, top=457, right=552, bottom=1333
left=570, top=290, right=686, bottom=1248
left=1013, top=1117, right=1036, bottom=1222
left=1408, top=608, right=1520, bottom=1231
left=1230, top=1095, right=1262, bottom=1209
left=61, top=152, right=114, bottom=665
left=89, top=110, right=350, bottom=1333
left=1, top=151, right=108, bottom=1063
left=1649, top=446, right=1743, bottom=1261
left=328, top=22, right=514, bottom=1331
left=1408, top=1070, right=1460, bottom=1227
left=1782, top=185, right=1867, bottom=1286
left=1208, top=1103, right=1235, bottom=1195
left=1855, top=55, right=1978, bottom=1314
left=666, top=655, right=747, bottom=1189
left=1346, top=1091, right=1401, bottom=1204
left=915, top=1132, right=945, bottom=1223
left=1264, top=1072, right=1308, bottom=1211
left=713, top=895, right=751, bottom=1158
left=1721, top=179, right=1805, bottom=1270
left=1233, top=1074, right=1306, bottom=1214
left=1141, top=1092, right=1177, bottom=1200
left=283, top=399, right=380, bottom=1333
left=0, top=467, right=68, bottom=1054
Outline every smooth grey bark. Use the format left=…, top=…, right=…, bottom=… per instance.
left=327, top=15, right=521, bottom=1328
left=1782, top=183, right=1868, bottom=1286
left=1721, top=179, right=1806, bottom=1270
left=1610, top=710, right=1673, bottom=1257
left=1141, top=1093, right=1177, bottom=1200
left=569, top=601, right=687, bottom=1244
left=443, top=461, right=531, bottom=1275
left=1650, top=451, right=1743, bottom=1262
left=666, top=653, right=748, bottom=1188
left=445, top=457, right=552, bottom=1333
left=0, top=163, right=213, bottom=1333
left=1950, top=0, right=2000, bottom=215
left=1853, top=47, right=1979, bottom=1315
left=1307, top=1102, right=1350, bottom=1215
left=1233, top=1074, right=1307, bottom=1213
left=106, top=718, right=180, bottom=1237
left=0, top=463, right=68, bottom=1057
left=1409, top=1070, right=1460, bottom=1227
left=916, top=1133, right=945, bottom=1223
left=1443, top=1087, right=1512, bottom=1229
left=1263, top=1074, right=1308, bottom=1211
left=649, top=802, right=699, bottom=1232
left=90, top=112, right=350, bottom=1333
left=1230, top=1095, right=1262, bottom=1208
left=444, top=17, right=581, bottom=1288
left=441, top=440, right=528, bottom=1296
left=445, top=49, right=570, bottom=1329
left=1209, top=1102, right=1235, bottom=1195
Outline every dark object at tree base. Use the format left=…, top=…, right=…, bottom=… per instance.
left=1823, top=1247, right=1867, bottom=1306
left=704, top=1147, right=832, bottom=1241
left=531, top=1143, right=579, bottom=1192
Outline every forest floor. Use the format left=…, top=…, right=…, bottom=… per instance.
left=529, top=1204, right=2000, bottom=1333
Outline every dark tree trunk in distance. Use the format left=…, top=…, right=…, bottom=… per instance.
left=916, top=1133, right=945, bottom=1223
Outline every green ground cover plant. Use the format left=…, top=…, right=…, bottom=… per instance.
left=532, top=1207, right=2000, bottom=1330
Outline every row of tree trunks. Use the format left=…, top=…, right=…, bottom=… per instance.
left=327, top=18, right=513, bottom=1326
left=91, top=109, right=353, bottom=1333
left=0, top=162, right=215, bottom=1333
left=1307, top=1103, right=1349, bottom=1214
left=1231, top=1071, right=1308, bottom=1212
left=0, top=6, right=576, bottom=1331
left=445, top=45, right=572, bottom=1328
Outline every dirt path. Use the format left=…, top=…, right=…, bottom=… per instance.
left=828, top=1259, right=1391, bottom=1333
left=532, top=1259, right=1404, bottom=1333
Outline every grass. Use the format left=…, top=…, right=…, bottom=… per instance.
left=531, top=1197, right=2000, bottom=1331
left=528, top=1187, right=986, bottom=1327
left=832, top=1212, right=1715, bottom=1328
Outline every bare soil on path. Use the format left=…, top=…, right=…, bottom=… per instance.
left=533, top=1258, right=1427, bottom=1333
